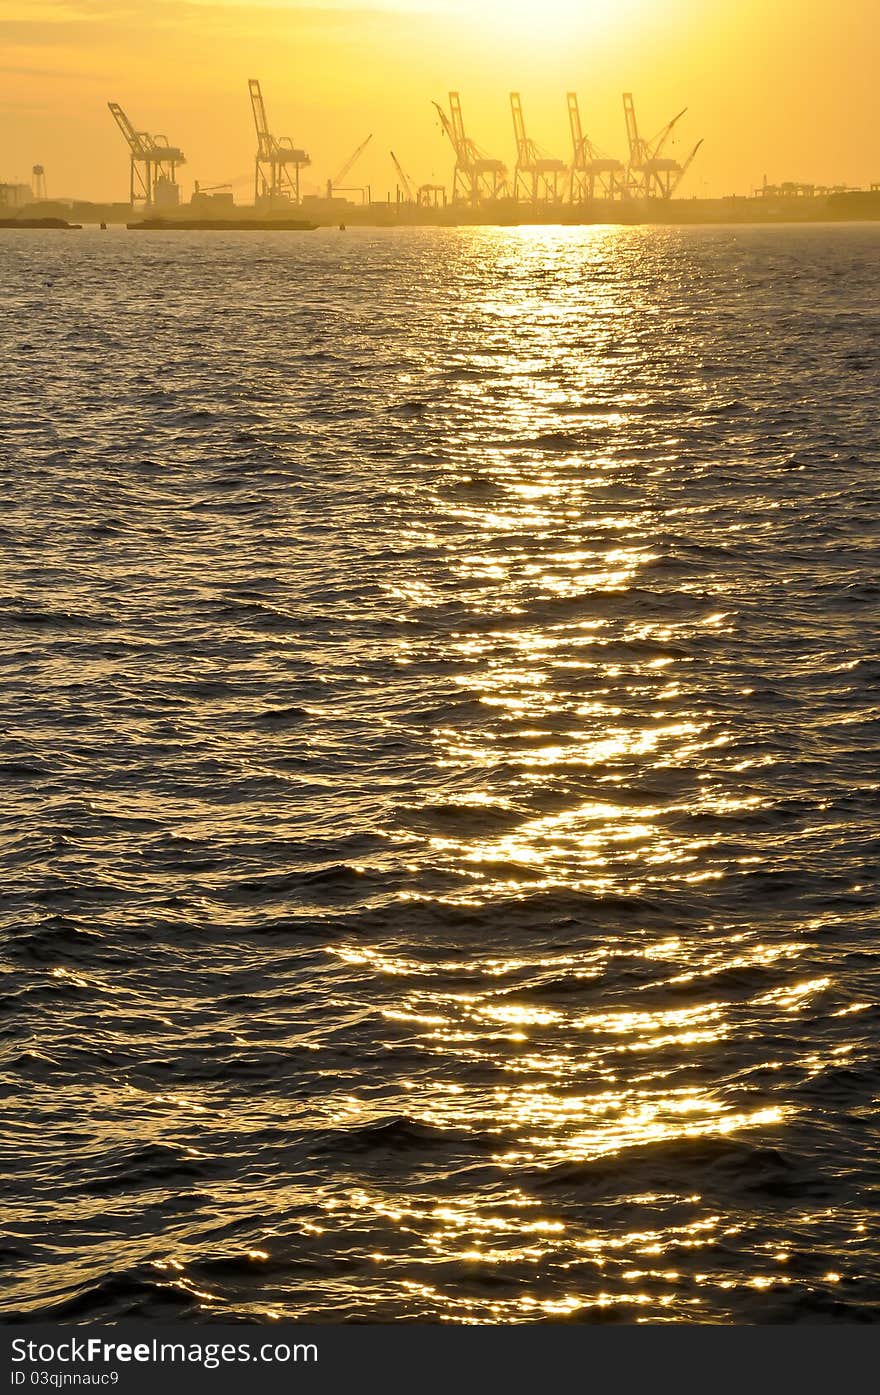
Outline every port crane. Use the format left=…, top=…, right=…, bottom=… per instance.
left=510, top=93, right=566, bottom=203
left=326, top=133, right=372, bottom=201
left=622, top=93, right=702, bottom=199
left=390, top=151, right=447, bottom=210
left=390, top=149, right=414, bottom=203
left=249, top=78, right=310, bottom=207
left=417, top=183, right=447, bottom=208
left=434, top=92, right=507, bottom=206
left=107, top=102, right=185, bottom=207
left=567, top=93, right=625, bottom=201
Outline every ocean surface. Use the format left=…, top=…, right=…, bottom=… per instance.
left=2, top=223, right=879, bottom=1324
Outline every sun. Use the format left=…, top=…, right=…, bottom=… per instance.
left=468, top=0, right=631, bottom=40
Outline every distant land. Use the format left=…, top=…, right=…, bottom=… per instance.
left=3, top=83, right=880, bottom=231
left=2, top=188, right=880, bottom=229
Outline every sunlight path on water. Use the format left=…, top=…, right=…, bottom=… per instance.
left=1, top=224, right=878, bottom=1322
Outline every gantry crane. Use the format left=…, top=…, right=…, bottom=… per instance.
left=433, top=92, right=507, bottom=206
left=108, top=103, right=185, bottom=207
left=249, top=78, right=310, bottom=207
left=326, top=134, right=372, bottom=201
left=622, top=93, right=703, bottom=199
left=567, top=93, right=625, bottom=202
left=509, top=93, right=566, bottom=204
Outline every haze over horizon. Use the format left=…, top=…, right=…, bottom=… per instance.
left=1, top=0, right=878, bottom=202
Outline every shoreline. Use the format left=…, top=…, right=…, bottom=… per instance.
left=4, top=189, right=880, bottom=231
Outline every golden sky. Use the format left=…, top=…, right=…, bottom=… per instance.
left=1, top=0, right=878, bottom=201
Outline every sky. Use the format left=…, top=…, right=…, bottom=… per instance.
left=1, top=0, right=878, bottom=202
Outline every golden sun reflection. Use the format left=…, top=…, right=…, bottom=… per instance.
left=2, top=178, right=872, bottom=1333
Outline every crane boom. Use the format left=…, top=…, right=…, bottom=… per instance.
left=107, top=103, right=147, bottom=156
left=390, top=150, right=414, bottom=203
left=669, top=139, right=703, bottom=196
left=650, top=108, right=687, bottom=158
left=331, top=134, right=373, bottom=189
left=434, top=101, right=459, bottom=155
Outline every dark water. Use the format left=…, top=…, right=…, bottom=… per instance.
left=2, top=224, right=879, bottom=1324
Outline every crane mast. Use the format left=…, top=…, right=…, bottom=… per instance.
left=510, top=93, right=529, bottom=167
left=567, top=92, right=585, bottom=166
left=448, top=93, right=468, bottom=155
left=249, top=80, right=272, bottom=163
left=622, top=92, right=645, bottom=170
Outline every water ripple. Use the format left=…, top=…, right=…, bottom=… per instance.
left=1, top=224, right=879, bottom=1324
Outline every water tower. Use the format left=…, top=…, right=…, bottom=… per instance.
left=32, top=165, right=47, bottom=200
